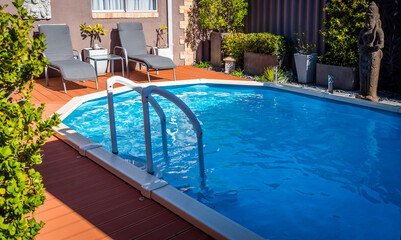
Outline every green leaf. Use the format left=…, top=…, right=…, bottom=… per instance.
left=0, top=146, right=12, bottom=158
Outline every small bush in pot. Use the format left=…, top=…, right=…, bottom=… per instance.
left=223, top=32, right=293, bottom=71
left=294, top=32, right=318, bottom=83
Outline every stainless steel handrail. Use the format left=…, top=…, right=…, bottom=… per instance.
left=106, top=76, right=167, bottom=158
left=141, top=86, right=205, bottom=177
left=106, top=76, right=205, bottom=178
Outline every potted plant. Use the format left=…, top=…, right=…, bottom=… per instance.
left=155, top=24, right=171, bottom=58
left=80, top=23, right=108, bottom=75
left=223, top=32, right=293, bottom=75
left=293, top=32, right=318, bottom=83
left=316, top=0, right=367, bottom=91
left=197, top=0, right=248, bottom=69
left=243, top=33, right=293, bottom=75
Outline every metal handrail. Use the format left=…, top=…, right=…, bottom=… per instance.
left=106, top=76, right=205, bottom=178
left=106, top=76, right=168, bottom=158
left=141, top=86, right=205, bottom=177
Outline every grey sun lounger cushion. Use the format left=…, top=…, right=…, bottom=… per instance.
left=49, top=60, right=96, bottom=81
left=128, top=54, right=176, bottom=70
left=39, top=24, right=74, bottom=61
left=39, top=24, right=96, bottom=81
left=117, top=22, right=176, bottom=69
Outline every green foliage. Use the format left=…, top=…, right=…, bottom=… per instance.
left=222, top=33, right=247, bottom=67
left=80, top=23, right=108, bottom=49
left=232, top=68, right=244, bottom=77
left=194, top=61, right=211, bottom=69
left=198, top=0, right=248, bottom=33
left=223, top=32, right=293, bottom=68
left=254, top=75, right=267, bottom=82
left=0, top=1, right=60, bottom=238
left=294, top=31, right=317, bottom=54
left=261, top=66, right=293, bottom=83
left=319, top=0, right=367, bottom=67
left=244, top=33, right=293, bottom=56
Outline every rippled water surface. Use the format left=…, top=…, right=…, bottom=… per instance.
left=63, top=84, right=401, bottom=240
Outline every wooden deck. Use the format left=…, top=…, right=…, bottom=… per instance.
left=34, top=66, right=244, bottom=239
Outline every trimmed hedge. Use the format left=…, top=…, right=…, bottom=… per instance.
left=223, top=32, right=293, bottom=68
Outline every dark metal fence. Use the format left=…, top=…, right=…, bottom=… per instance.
left=245, top=0, right=326, bottom=55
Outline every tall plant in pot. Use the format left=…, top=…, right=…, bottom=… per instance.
left=294, top=32, right=317, bottom=83
left=316, top=0, right=367, bottom=91
left=197, top=0, right=248, bottom=69
left=80, top=23, right=108, bottom=75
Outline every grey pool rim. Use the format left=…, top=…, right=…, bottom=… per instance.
left=53, top=79, right=401, bottom=240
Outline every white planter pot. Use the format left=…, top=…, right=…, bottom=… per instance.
left=157, top=47, right=173, bottom=60
left=83, top=48, right=108, bottom=76
left=294, top=53, right=318, bottom=83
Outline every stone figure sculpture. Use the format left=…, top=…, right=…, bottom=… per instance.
left=357, top=2, right=384, bottom=102
left=23, top=0, right=51, bottom=19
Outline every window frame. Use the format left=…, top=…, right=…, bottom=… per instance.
left=91, top=0, right=158, bottom=13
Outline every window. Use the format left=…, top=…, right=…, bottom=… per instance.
left=92, top=0, right=157, bottom=12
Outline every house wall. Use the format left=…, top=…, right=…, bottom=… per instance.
left=3, top=0, right=185, bottom=66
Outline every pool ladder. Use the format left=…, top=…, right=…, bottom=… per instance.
left=106, top=76, right=205, bottom=178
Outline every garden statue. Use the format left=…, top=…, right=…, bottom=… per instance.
left=357, top=1, right=384, bottom=102
left=23, top=0, right=51, bottom=19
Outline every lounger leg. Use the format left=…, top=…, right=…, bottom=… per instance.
left=95, top=76, right=98, bottom=89
left=173, top=68, right=176, bottom=81
left=125, top=58, right=130, bottom=78
left=62, top=77, right=67, bottom=94
left=45, top=66, right=49, bottom=86
left=146, top=67, right=151, bottom=83
left=157, top=70, right=159, bottom=75
left=121, top=58, right=124, bottom=77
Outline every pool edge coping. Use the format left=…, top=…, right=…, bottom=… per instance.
left=53, top=78, right=401, bottom=240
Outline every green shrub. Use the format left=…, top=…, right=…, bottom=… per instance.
left=294, top=31, right=317, bottom=54
left=223, top=33, right=247, bottom=66
left=232, top=68, right=244, bottom=77
left=262, top=66, right=293, bottom=83
left=194, top=61, right=211, bottom=69
left=0, top=1, right=60, bottom=238
left=223, top=32, right=293, bottom=68
left=319, top=0, right=367, bottom=67
left=198, top=0, right=248, bottom=33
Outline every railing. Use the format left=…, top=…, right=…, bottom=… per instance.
left=106, top=76, right=205, bottom=178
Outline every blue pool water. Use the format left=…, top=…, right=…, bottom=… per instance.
left=63, top=84, right=401, bottom=239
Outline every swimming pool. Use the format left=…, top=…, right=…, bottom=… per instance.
left=63, top=83, right=401, bottom=239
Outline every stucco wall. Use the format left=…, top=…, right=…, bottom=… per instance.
left=3, top=0, right=185, bottom=66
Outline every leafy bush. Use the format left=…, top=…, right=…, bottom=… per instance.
left=319, top=0, right=367, bottom=67
left=198, top=0, right=248, bottom=33
left=232, top=68, right=244, bottom=77
left=223, top=33, right=247, bottom=66
left=259, top=67, right=293, bottom=83
left=294, top=31, right=317, bottom=54
left=223, top=32, right=293, bottom=68
left=194, top=61, right=211, bottom=69
left=0, top=1, right=60, bottom=238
